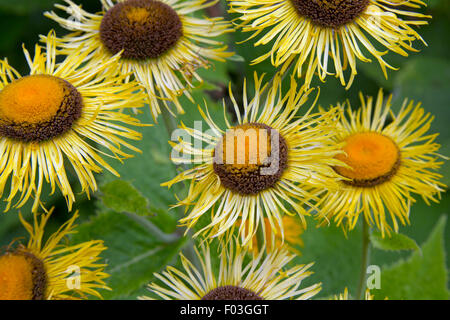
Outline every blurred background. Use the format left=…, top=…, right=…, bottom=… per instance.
left=0, top=0, right=448, bottom=299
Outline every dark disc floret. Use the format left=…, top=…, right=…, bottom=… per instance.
left=14, top=250, right=47, bottom=300
left=0, top=76, right=83, bottom=143
left=213, top=123, right=288, bottom=195
left=100, top=0, right=183, bottom=60
left=291, top=0, right=370, bottom=28
left=202, top=285, right=263, bottom=300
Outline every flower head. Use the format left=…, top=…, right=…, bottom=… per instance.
left=164, top=72, right=343, bottom=245
left=0, top=31, right=145, bottom=212
left=317, top=90, right=446, bottom=236
left=0, top=209, right=109, bottom=300
left=45, top=0, right=234, bottom=120
left=229, top=0, right=431, bottom=90
left=141, top=240, right=321, bottom=300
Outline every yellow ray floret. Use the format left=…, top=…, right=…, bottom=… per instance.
left=141, top=239, right=321, bottom=300
left=163, top=72, right=344, bottom=246
left=316, top=89, right=446, bottom=237
left=44, top=0, right=234, bottom=120
left=238, top=215, right=304, bottom=255
left=228, top=0, right=431, bottom=90
left=0, top=209, right=109, bottom=300
left=333, top=287, right=376, bottom=300
left=0, top=31, right=146, bottom=212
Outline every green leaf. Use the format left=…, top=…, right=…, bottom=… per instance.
left=70, top=211, right=186, bottom=299
left=100, top=180, right=152, bottom=216
left=293, top=219, right=363, bottom=298
left=370, top=232, right=420, bottom=252
left=294, top=194, right=450, bottom=299
left=98, top=107, right=178, bottom=212
left=373, top=215, right=449, bottom=300
left=146, top=206, right=179, bottom=234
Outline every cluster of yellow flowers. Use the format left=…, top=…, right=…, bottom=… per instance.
left=0, top=0, right=446, bottom=300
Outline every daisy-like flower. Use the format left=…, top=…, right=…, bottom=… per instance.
left=0, top=31, right=145, bottom=212
left=141, top=240, right=321, bottom=300
left=228, top=0, right=431, bottom=90
left=45, top=0, right=234, bottom=120
left=333, top=287, right=374, bottom=300
left=0, top=209, right=109, bottom=300
left=317, top=90, right=446, bottom=236
left=241, top=215, right=304, bottom=254
left=164, top=72, right=343, bottom=245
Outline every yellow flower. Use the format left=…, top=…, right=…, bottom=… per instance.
left=45, top=0, right=234, bottom=120
left=0, top=31, right=145, bottom=212
left=317, top=90, right=446, bottom=236
left=241, top=215, right=304, bottom=255
left=228, top=0, right=431, bottom=90
left=0, top=209, right=109, bottom=300
left=163, top=72, right=343, bottom=245
left=141, top=240, right=321, bottom=300
left=333, top=287, right=374, bottom=300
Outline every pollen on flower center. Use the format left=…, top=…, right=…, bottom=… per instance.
left=0, top=74, right=83, bottom=142
left=100, top=0, right=183, bottom=60
left=213, top=123, right=288, bottom=195
left=290, top=0, right=370, bottom=28
left=334, top=132, right=401, bottom=187
left=202, top=285, right=263, bottom=300
left=0, top=251, right=47, bottom=300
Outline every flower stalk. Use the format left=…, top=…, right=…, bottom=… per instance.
left=357, top=219, right=371, bottom=300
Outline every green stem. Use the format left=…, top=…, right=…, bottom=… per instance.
left=160, top=104, right=188, bottom=217
left=161, top=105, right=177, bottom=141
left=124, top=212, right=180, bottom=243
left=357, top=219, right=371, bottom=300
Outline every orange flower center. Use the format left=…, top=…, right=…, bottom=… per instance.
left=213, top=123, right=288, bottom=195
left=334, top=132, right=400, bottom=186
left=248, top=215, right=303, bottom=253
left=219, top=123, right=272, bottom=169
left=0, top=75, right=65, bottom=124
left=0, top=75, right=82, bottom=142
left=0, top=252, right=46, bottom=300
left=126, top=7, right=151, bottom=23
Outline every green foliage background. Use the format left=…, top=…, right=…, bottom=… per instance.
left=0, top=0, right=448, bottom=300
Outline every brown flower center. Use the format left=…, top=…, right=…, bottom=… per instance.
left=290, top=0, right=370, bottom=28
left=202, top=285, right=263, bottom=300
left=100, top=0, right=183, bottom=60
left=213, top=123, right=288, bottom=195
left=0, top=75, right=82, bottom=142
